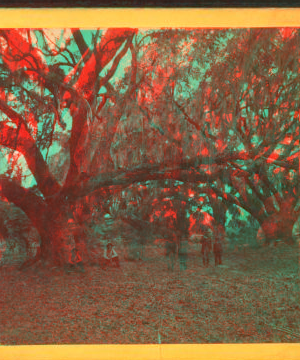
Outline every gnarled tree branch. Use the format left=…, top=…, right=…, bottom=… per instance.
left=0, top=102, right=61, bottom=197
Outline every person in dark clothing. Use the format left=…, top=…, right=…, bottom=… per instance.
left=178, top=240, right=188, bottom=271
left=201, top=230, right=212, bottom=266
left=165, top=239, right=177, bottom=271
left=213, top=239, right=223, bottom=265
left=213, top=226, right=223, bottom=266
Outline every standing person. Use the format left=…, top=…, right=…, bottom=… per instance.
left=213, top=225, right=223, bottom=266
left=0, top=237, right=6, bottom=265
left=138, top=236, right=146, bottom=261
left=178, top=239, right=188, bottom=271
left=201, top=229, right=212, bottom=267
left=103, top=242, right=120, bottom=269
left=165, top=238, right=177, bottom=271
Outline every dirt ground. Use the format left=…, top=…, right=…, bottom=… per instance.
left=0, top=244, right=299, bottom=344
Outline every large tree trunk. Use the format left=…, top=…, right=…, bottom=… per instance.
left=257, top=197, right=299, bottom=245
left=18, top=220, right=56, bottom=270
left=209, top=195, right=227, bottom=229
left=43, top=202, right=91, bottom=266
left=20, top=200, right=90, bottom=269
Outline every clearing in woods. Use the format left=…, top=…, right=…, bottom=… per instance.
left=0, top=244, right=299, bottom=344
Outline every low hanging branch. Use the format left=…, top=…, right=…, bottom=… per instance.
left=0, top=104, right=61, bottom=198
left=0, top=177, right=48, bottom=230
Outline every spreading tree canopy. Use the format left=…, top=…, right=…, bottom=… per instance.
left=0, top=28, right=299, bottom=267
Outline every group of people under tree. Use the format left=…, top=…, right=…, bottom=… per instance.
left=164, top=224, right=224, bottom=271
left=201, top=224, right=223, bottom=267
left=65, top=225, right=223, bottom=273
left=65, top=228, right=120, bottom=273
left=66, top=241, right=120, bottom=273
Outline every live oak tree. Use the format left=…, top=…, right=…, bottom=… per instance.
left=0, top=28, right=299, bottom=269
left=0, top=28, right=142, bottom=266
left=0, top=29, right=218, bottom=267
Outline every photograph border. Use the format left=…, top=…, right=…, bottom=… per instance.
left=0, top=8, right=299, bottom=360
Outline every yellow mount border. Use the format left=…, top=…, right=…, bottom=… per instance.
left=0, top=7, right=299, bottom=360
left=1, top=344, right=300, bottom=360
left=0, top=8, right=299, bottom=28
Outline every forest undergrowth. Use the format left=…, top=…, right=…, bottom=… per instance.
left=0, top=244, right=299, bottom=344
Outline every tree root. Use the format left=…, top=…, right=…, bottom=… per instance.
left=18, top=248, right=62, bottom=272
left=18, top=249, right=42, bottom=271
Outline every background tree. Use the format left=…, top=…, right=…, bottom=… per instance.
left=170, top=28, right=300, bottom=244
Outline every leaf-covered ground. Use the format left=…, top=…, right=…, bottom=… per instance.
left=0, top=244, right=299, bottom=344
